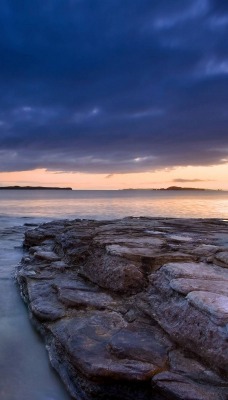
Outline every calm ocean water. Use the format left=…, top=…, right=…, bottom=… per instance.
left=0, top=189, right=227, bottom=220
left=0, top=189, right=227, bottom=399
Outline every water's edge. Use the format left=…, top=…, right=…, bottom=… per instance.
left=0, top=221, right=71, bottom=400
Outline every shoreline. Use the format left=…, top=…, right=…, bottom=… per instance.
left=16, top=217, right=228, bottom=400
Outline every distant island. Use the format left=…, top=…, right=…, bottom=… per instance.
left=0, top=186, right=72, bottom=190
left=165, top=186, right=206, bottom=191
left=122, top=186, right=208, bottom=191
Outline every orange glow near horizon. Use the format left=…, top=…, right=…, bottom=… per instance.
left=0, top=163, right=227, bottom=190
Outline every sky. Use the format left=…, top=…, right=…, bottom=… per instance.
left=0, top=0, right=228, bottom=189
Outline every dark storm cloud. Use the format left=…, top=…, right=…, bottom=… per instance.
left=0, top=0, right=228, bottom=173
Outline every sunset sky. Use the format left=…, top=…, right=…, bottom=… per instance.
left=0, top=0, right=228, bottom=190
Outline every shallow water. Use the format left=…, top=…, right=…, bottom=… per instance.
left=0, top=221, right=71, bottom=400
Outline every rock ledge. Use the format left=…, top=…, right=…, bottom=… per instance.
left=16, top=217, right=228, bottom=400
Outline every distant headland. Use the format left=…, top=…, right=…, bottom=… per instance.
left=122, top=186, right=213, bottom=191
left=162, top=186, right=206, bottom=191
left=0, top=186, right=72, bottom=190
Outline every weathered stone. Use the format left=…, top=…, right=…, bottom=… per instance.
left=95, top=235, right=164, bottom=247
left=153, top=372, right=227, bottom=400
left=24, top=223, right=64, bottom=246
left=169, top=235, right=193, bottom=242
left=50, top=260, right=70, bottom=270
left=106, top=244, right=158, bottom=259
left=187, top=291, right=228, bottom=324
left=54, top=278, right=98, bottom=292
left=27, top=280, right=53, bottom=302
left=170, top=278, right=228, bottom=296
left=169, top=350, right=228, bottom=385
left=24, top=229, right=47, bottom=246
left=148, top=265, right=228, bottom=374
left=144, top=253, right=196, bottom=273
left=215, top=251, right=228, bottom=267
left=30, top=298, right=65, bottom=321
left=16, top=217, right=228, bottom=400
left=159, top=262, right=228, bottom=281
left=109, top=322, right=172, bottom=366
left=34, top=250, right=60, bottom=262
left=48, top=312, right=159, bottom=380
left=29, top=270, right=55, bottom=280
left=27, top=281, right=65, bottom=321
left=192, top=244, right=220, bottom=256
left=58, top=288, right=114, bottom=309
left=22, top=270, right=37, bottom=278
left=81, top=252, right=145, bottom=293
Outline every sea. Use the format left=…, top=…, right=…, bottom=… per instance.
left=0, top=189, right=228, bottom=400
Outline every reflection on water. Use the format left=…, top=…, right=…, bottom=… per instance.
left=0, top=189, right=227, bottom=219
left=0, top=224, right=71, bottom=400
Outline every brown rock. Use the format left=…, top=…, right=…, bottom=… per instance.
left=81, top=252, right=145, bottom=293
left=58, top=288, right=114, bottom=309
left=16, top=217, right=228, bottom=400
left=169, top=350, right=227, bottom=385
left=170, top=278, right=228, bottom=296
left=34, top=250, right=61, bottom=262
left=49, top=311, right=160, bottom=381
left=215, top=251, right=228, bottom=268
left=109, top=322, right=172, bottom=366
left=187, top=291, right=228, bottom=324
left=153, top=372, right=227, bottom=400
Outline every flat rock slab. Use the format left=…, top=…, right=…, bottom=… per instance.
left=57, top=288, right=114, bottom=309
left=26, top=280, right=66, bottom=321
left=54, top=279, right=99, bottom=292
left=50, top=260, right=70, bottom=270
left=95, top=235, right=164, bottom=247
left=34, top=251, right=61, bottom=262
left=169, top=350, right=227, bottom=385
left=215, top=251, right=228, bottom=267
left=30, top=298, right=65, bottom=321
left=187, top=291, right=228, bottom=324
left=16, top=217, right=228, bottom=400
left=27, top=280, right=54, bottom=302
left=49, top=311, right=161, bottom=381
left=161, top=262, right=228, bottom=281
left=109, top=323, right=172, bottom=366
left=169, top=235, right=193, bottom=242
left=170, top=278, right=228, bottom=296
left=192, top=244, right=220, bottom=256
left=106, top=244, right=162, bottom=259
left=153, top=372, right=228, bottom=400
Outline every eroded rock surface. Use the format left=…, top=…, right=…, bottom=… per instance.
left=16, top=217, right=228, bottom=400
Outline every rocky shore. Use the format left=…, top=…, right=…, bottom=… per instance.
left=16, top=217, right=228, bottom=400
